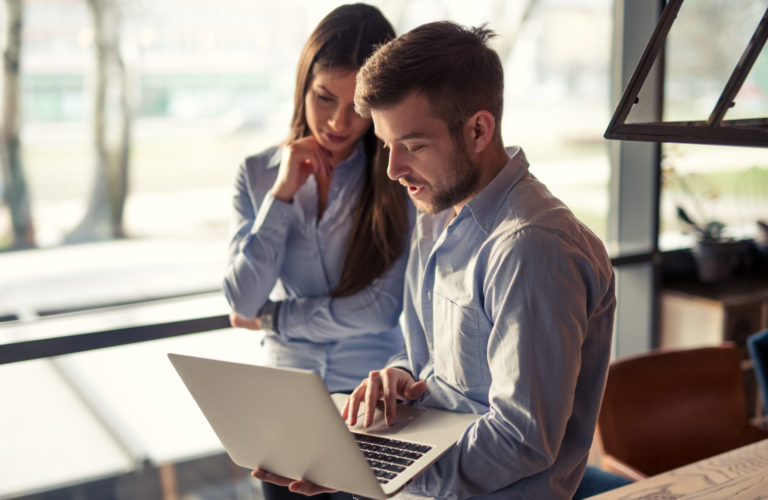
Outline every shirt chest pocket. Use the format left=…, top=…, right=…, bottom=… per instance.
left=432, top=292, right=487, bottom=391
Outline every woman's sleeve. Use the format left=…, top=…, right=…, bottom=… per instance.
left=278, top=204, right=415, bottom=342
left=277, top=237, right=409, bottom=341
left=223, top=157, right=298, bottom=318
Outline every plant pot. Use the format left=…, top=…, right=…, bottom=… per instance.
left=692, top=240, right=740, bottom=283
left=757, top=220, right=768, bottom=256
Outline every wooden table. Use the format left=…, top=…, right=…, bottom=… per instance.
left=590, top=439, right=768, bottom=499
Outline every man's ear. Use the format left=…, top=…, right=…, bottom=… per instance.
left=464, top=110, right=496, bottom=154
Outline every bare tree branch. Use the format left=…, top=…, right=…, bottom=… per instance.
left=1, top=0, right=34, bottom=249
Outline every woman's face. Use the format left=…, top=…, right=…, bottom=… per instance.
left=304, top=69, right=371, bottom=163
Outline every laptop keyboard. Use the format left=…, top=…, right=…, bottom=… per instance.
left=352, top=433, right=432, bottom=484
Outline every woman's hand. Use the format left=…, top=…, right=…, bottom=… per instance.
left=229, top=311, right=262, bottom=330
left=271, top=136, right=333, bottom=203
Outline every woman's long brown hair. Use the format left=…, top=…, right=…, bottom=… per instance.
left=288, top=4, right=409, bottom=298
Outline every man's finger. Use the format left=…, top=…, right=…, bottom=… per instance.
left=364, top=371, right=382, bottom=427
left=345, top=384, right=365, bottom=426
left=340, top=395, right=351, bottom=421
left=404, top=380, right=428, bottom=400
left=381, top=371, right=398, bottom=426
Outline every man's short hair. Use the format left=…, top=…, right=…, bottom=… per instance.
left=355, top=21, right=504, bottom=141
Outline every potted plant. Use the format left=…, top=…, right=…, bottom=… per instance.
left=677, top=206, right=740, bottom=283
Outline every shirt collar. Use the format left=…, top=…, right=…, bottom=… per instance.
left=461, top=146, right=529, bottom=234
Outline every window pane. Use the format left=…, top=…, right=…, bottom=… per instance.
left=664, top=0, right=768, bottom=123
left=660, top=0, right=768, bottom=250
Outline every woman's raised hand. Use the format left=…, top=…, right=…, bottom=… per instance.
left=271, top=136, right=333, bottom=203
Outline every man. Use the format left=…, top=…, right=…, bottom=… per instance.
left=255, top=21, right=616, bottom=499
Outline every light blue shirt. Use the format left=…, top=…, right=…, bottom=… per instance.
left=392, top=147, right=616, bottom=499
left=223, top=142, right=409, bottom=392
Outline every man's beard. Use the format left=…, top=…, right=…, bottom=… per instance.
left=425, top=140, right=482, bottom=214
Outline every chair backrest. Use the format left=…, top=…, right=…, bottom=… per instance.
left=747, top=329, right=768, bottom=417
left=597, top=344, right=751, bottom=477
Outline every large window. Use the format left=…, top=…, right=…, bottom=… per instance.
left=1, top=0, right=613, bottom=319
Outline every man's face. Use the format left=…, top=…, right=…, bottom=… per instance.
left=371, top=92, right=481, bottom=214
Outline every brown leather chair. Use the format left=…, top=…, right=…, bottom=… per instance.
left=596, top=344, right=768, bottom=480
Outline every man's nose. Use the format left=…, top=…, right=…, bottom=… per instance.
left=386, top=148, right=407, bottom=181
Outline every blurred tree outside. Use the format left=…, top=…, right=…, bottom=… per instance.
left=1, top=0, right=34, bottom=249
left=66, top=0, right=132, bottom=243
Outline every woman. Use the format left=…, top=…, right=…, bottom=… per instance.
left=223, top=5, right=409, bottom=498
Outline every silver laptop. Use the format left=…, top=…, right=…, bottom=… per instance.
left=168, top=353, right=479, bottom=499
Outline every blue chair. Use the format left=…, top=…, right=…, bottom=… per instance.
left=573, top=465, right=632, bottom=499
left=747, top=328, right=768, bottom=418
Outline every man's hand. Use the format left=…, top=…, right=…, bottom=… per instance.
left=229, top=311, right=261, bottom=330
left=251, top=468, right=337, bottom=496
left=342, top=367, right=427, bottom=427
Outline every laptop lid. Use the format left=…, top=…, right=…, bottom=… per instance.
left=167, top=353, right=479, bottom=499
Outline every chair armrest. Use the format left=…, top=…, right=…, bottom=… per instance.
left=601, top=454, right=648, bottom=482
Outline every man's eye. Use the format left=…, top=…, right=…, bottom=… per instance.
left=406, top=145, right=424, bottom=153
